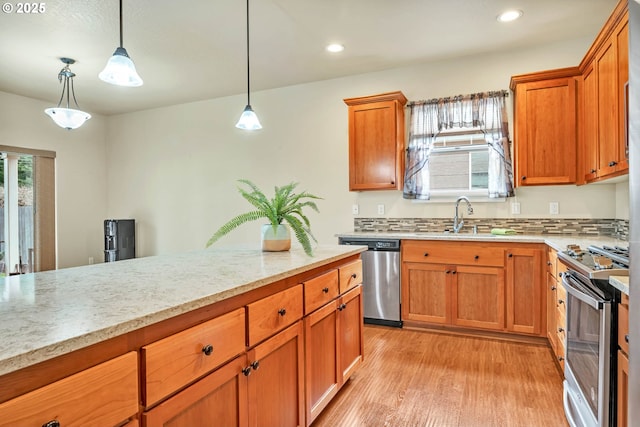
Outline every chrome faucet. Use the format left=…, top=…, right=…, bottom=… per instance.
left=453, top=196, right=474, bottom=233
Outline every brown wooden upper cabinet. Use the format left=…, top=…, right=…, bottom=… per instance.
left=510, top=69, right=580, bottom=186
left=343, top=91, right=407, bottom=191
left=579, top=5, right=628, bottom=183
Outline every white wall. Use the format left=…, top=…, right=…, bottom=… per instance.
left=0, top=91, right=107, bottom=268
left=106, top=35, right=628, bottom=258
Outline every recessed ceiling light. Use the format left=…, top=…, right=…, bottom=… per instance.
left=497, top=9, right=523, bottom=23
left=326, top=43, right=345, bottom=53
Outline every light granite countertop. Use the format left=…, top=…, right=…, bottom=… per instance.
left=0, top=244, right=366, bottom=377
left=610, top=276, right=630, bottom=296
left=336, top=231, right=629, bottom=253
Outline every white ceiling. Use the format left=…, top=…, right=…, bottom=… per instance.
left=0, top=0, right=618, bottom=116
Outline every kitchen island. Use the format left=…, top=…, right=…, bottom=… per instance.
left=0, top=244, right=366, bottom=427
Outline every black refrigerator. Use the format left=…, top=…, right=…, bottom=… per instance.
left=104, top=219, right=135, bottom=262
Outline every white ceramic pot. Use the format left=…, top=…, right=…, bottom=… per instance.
left=261, top=224, right=291, bottom=252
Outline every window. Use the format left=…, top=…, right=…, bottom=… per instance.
left=428, top=128, right=489, bottom=196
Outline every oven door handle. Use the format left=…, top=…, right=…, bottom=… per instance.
left=562, top=272, right=604, bottom=310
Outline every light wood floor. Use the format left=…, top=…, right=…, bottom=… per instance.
left=312, top=325, right=569, bottom=427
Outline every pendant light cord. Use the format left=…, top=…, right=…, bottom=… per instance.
left=246, top=0, right=251, bottom=106
left=119, top=0, right=124, bottom=48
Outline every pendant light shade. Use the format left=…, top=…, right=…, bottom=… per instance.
left=44, top=58, right=91, bottom=130
left=99, top=0, right=143, bottom=87
left=236, top=0, right=261, bottom=130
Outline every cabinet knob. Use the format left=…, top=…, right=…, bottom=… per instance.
left=322, top=287, right=329, bottom=293
left=424, top=252, right=429, bottom=257
left=547, top=261, right=552, bottom=266
left=251, top=360, right=260, bottom=370
left=609, top=161, right=618, bottom=167
left=278, top=308, right=287, bottom=316
left=590, top=169, right=596, bottom=174
left=558, top=327, right=564, bottom=333
left=558, top=299, right=565, bottom=305
left=507, top=254, right=513, bottom=258
left=242, top=366, right=252, bottom=376
left=391, top=181, right=395, bottom=185
left=625, top=334, right=629, bottom=343
left=445, top=270, right=451, bottom=274
left=351, top=273, right=357, bottom=279
left=551, top=286, right=557, bottom=291
left=42, top=422, right=60, bottom=427
left=558, top=356, right=565, bottom=362
left=202, top=344, right=214, bottom=356
left=521, top=176, right=527, bottom=181
left=474, top=255, right=479, bottom=260
left=452, top=270, right=457, bottom=275
left=337, top=303, right=347, bottom=311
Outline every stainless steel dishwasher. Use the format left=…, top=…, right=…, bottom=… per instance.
left=338, top=237, right=402, bottom=327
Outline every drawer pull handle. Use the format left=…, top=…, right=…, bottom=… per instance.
left=424, top=252, right=429, bottom=257
left=558, top=327, right=564, bottom=333
left=242, top=366, right=252, bottom=376
left=558, top=299, right=565, bottom=305
left=322, top=287, right=329, bottom=293
left=625, top=334, right=629, bottom=343
left=42, top=422, right=60, bottom=427
left=609, top=161, right=618, bottom=167
left=351, top=273, right=357, bottom=279
left=278, top=308, right=287, bottom=316
left=551, top=286, right=557, bottom=291
left=337, top=303, right=347, bottom=311
left=202, top=344, right=214, bottom=356
left=251, top=360, right=260, bottom=370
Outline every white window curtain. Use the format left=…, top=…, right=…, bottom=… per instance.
left=403, top=91, right=514, bottom=200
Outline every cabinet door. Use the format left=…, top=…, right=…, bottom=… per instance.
left=338, top=285, right=364, bottom=384
left=451, top=265, right=505, bottom=331
left=514, top=77, right=577, bottom=185
left=618, top=349, right=629, bottom=427
left=505, top=248, right=543, bottom=335
left=582, top=64, right=598, bottom=182
left=401, top=262, right=450, bottom=324
left=143, top=355, right=248, bottom=427
left=616, top=16, right=629, bottom=173
left=596, top=37, right=619, bottom=177
left=546, top=272, right=558, bottom=354
left=247, top=321, right=305, bottom=427
left=304, top=300, right=339, bottom=425
left=344, top=92, right=407, bottom=191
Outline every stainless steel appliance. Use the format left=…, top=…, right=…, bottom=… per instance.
left=339, top=237, right=402, bottom=327
left=558, top=245, right=628, bottom=427
left=104, top=219, right=136, bottom=262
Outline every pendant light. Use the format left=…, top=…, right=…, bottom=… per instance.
left=99, top=0, right=143, bottom=87
left=235, top=0, right=262, bottom=130
left=44, top=58, right=91, bottom=130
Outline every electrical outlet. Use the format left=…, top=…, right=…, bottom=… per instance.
left=88, top=257, right=94, bottom=264
left=377, top=204, right=385, bottom=215
left=352, top=204, right=359, bottom=215
left=511, top=202, right=521, bottom=215
left=549, top=202, right=559, bottom=215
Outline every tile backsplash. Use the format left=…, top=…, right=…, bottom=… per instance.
left=354, top=218, right=629, bottom=241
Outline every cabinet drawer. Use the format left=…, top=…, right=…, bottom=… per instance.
left=304, top=269, right=339, bottom=314
left=557, top=281, right=567, bottom=310
left=556, top=339, right=566, bottom=371
left=247, top=284, right=303, bottom=347
left=619, top=294, right=629, bottom=355
left=142, top=307, right=246, bottom=407
left=0, top=352, right=138, bottom=427
left=338, top=259, right=363, bottom=294
left=546, top=248, right=558, bottom=277
left=402, top=241, right=504, bottom=267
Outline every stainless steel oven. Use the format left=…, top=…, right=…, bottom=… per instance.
left=562, top=270, right=612, bottom=427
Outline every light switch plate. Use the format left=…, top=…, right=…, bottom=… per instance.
left=377, top=204, right=385, bottom=215
left=352, top=204, right=359, bottom=215
left=549, top=202, right=559, bottom=215
left=511, top=202, right=521, bottom=215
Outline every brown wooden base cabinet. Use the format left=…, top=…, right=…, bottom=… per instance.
left=305, top=284, right=363, bottom=426
left=401, top=240, right=545, bottom=338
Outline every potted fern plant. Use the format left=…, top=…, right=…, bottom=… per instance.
left=206, top=179, right=322, bottom=256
